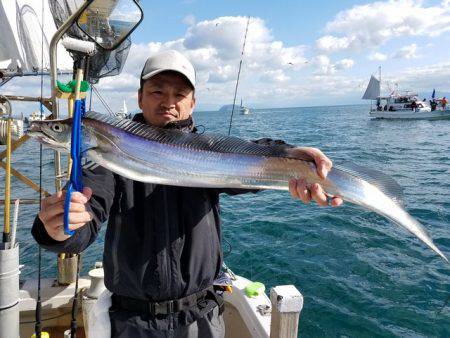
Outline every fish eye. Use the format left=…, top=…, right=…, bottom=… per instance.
left=51, top=123, right=63, bottom=133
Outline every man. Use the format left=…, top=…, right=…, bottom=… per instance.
left=32, top=50, right=342, bottom=337
left=442, top=96, right=447, bottom=110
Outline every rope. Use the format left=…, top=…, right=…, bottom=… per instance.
left=91, top=85, right=114, bottom=115
left=227, top=16, right=250, bottom=136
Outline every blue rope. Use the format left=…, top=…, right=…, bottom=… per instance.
left=63, top=98, right=85, bottom=235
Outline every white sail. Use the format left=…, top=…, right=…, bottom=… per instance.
left=0, top=0, right=73, bottom=73
left=362, top=75, right=380, bottom=100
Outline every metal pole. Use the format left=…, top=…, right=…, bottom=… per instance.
left=379, top=66, right=381, bottom=92
left=3, top=118, right=11, bottom=243
left=49, top=0, right=92, bottom=191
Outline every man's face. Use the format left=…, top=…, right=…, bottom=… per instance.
left=138, top=71, right=196, bottom=127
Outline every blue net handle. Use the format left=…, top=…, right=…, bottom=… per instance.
left=63, top=99, right=85, bottom=235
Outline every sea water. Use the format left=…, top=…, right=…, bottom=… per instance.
left=2, top=104, right=449, bottom=337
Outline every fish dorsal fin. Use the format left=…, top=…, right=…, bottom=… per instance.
left=84, top=111, right=303, bottom=159
left=336, top=161, right=405, bottom=205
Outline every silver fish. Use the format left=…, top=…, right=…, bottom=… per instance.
left=28, top=111, right=448, bottom=262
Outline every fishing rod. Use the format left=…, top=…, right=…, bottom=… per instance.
left=224, top=16, right=253, bottom=278
left=36, top=0, right=47, bottom=335
left=227, top=16, right=250, bottom=136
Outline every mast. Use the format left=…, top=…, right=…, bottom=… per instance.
left=123, top=100, right=127, bottom=115
left=379, top=66, right=381, bottom=93
left=377, top=66, right=381, bottom=112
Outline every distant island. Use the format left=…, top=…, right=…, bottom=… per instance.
left=219, top=104, right=252, bottom=113
left=219, top=104, right=238, bottom=112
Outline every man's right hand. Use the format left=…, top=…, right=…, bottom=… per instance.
left=38, top=187, right=93, bottom=241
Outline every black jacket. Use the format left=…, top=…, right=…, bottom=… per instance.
left=32, top=114, right=290, bottom=329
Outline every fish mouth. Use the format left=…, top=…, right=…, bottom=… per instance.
left=26, top=129, right=69, bottom=152
left=27, top=122, right=42, bottom=133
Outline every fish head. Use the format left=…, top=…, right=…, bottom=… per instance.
left=27, top=119, right=72, bottom=152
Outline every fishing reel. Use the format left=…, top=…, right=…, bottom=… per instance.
left=0, top=96, right=11, bottom=116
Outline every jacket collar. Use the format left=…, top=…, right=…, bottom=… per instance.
left=132, top=113, right=196, bottom=133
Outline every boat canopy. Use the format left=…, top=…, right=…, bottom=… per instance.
left=362, top=75, right=381, bottom=100
left=0, top=0, right=72, bottom=74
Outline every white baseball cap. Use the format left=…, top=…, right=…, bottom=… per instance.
left=140, top=50, right=196, bottom=88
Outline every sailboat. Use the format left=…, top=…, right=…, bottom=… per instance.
left=239, top=99, right=250, bottom=115
left=362, top=69, right=450, bottom=120
left=115, top=100, right=130, bottom=119
left=0, top=1, right=303, bottom=337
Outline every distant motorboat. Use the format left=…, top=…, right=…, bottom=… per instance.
left=24, top=111, right=46, bottom=124
left=362, top=73, right=450, bottom=120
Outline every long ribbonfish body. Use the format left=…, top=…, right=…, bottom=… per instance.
left=28, top=111, right=448, bottom=262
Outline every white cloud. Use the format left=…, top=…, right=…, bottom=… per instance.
left=119, top=16, right=308, bottom=83
left=387, top=62, right=450, bottom=92
left=183, top=17, right=272, bottom=60
left=368, top=52, right=388, bottom=61
left=207, top=64, right=235, bottom=83
left=367, top=44, right=419, bottom=61
left=316, top=35, right=351, bottom=53
left=316, top=0, right=450, bottom=53
left=313, top=55, right=354, bottom=75
left=335, top=58, right=354, bottom=70
left=260, top=69, right=289, bottom=83
left=182, top=14, right=196, bottom=26
left=101, top=16, right=309, bottom=97
left=313, top=54, right=334, bottom=75
left=98, top=73, right=139, bottom=91
left=392, top=43, right=419, bottom=59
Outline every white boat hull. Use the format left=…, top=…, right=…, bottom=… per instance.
left=240, top=107, right=250, bottom=115
left=19, top=273, right=303, bottom=338
left=370, top=109, right=450, bottom=120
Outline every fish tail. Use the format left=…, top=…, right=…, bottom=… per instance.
left=373, top=196, right=448, bottom=262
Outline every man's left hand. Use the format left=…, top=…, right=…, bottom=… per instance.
left=288, top=147, right=343, bottom=207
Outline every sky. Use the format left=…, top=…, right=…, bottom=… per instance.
left=3, top=0, right=450, bottom=113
